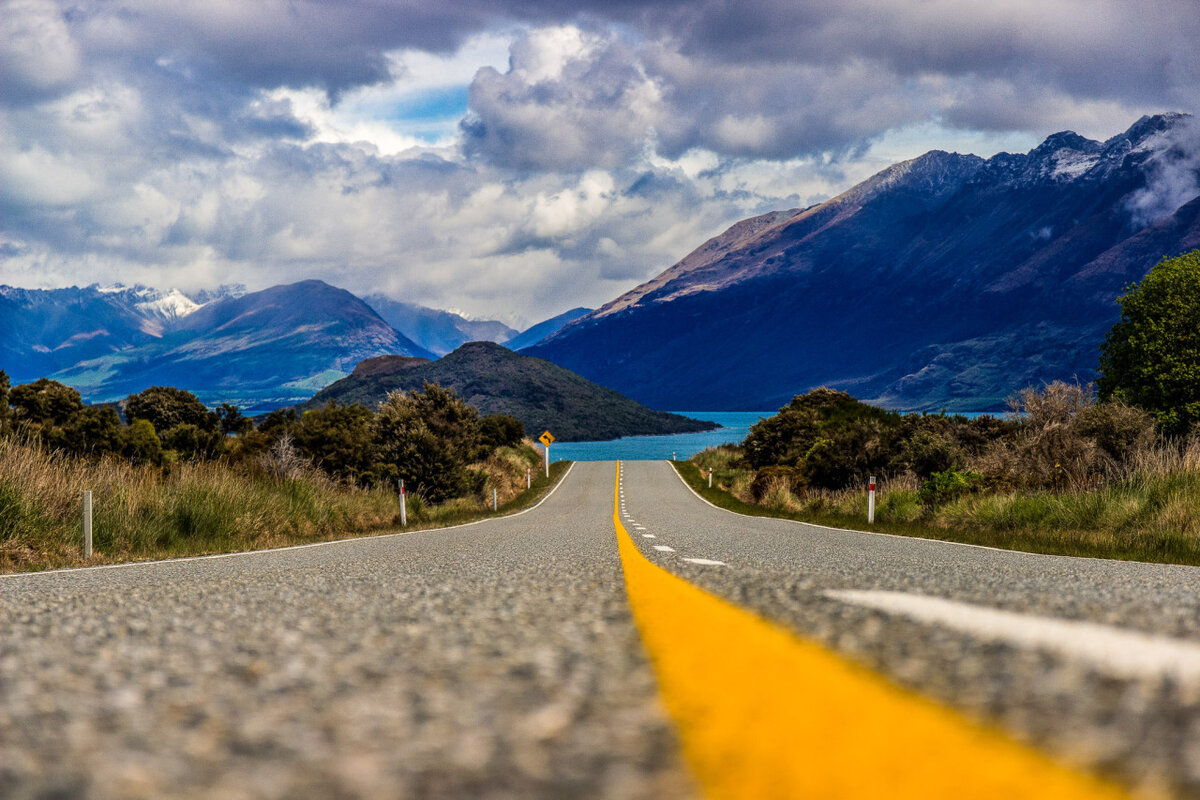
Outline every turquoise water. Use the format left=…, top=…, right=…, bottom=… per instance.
left=550, top=412, right=774, bottom=462
left=549, top=409, right=1007, bottom=462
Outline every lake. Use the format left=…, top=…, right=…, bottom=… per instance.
left=549, top=409, right=1007, bottom=462
left=550, top=411, right=773, bottom=462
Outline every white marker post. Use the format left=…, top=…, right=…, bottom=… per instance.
left=526, top=468, right=531, bottom=489
left=867, top=476, right=876, bottom=524
left=81, top=491, right=93, bottom=559
left=399, top=479, right=407, bottom=526
left=493, top=487, right=498, bottom=511
left=672, top=451, right=676, bottom=462
left=708, top=467, right=713, bottom=489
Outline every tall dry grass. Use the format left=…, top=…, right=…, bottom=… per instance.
left=0, top=435, right=553, bottom=573
left=689, top=435, right=1200, bottom=564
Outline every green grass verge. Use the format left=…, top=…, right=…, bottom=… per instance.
left=671, top=459, right=1200, bottom=566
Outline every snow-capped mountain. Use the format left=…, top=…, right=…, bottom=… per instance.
left=527, top=113, right=1200, bottom=411
left=0, top=284, right=247, bottom=380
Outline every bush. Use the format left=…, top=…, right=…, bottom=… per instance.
left=749, top=465, right=807, bottom=502
left=480, top=414, right=525, bottom=451
left=121, top=419, right=163, bottom=465
left=126, top=386, right=218, bottom=434
left=291, top=402, right=380, bottom=485
left=373, top=383, right=484, bottom=503
left=919, top=468, right=983, bottom=506
left=10, top=378, right=85, bottom=429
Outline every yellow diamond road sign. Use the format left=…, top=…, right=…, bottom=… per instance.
left=539, top=431, right=555, bottom=447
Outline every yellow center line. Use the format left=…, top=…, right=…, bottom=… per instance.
left=612, top=462, right=1132, bottom=800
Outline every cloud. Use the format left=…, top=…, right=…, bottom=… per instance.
left=0, top=0, right=82, bottom=103
left=2, top=2, right=1199, bottom=326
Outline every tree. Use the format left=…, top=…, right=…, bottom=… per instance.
left=0, top=370, right=10, bottom=432
left=1098, top=250, right=1200, bottom=436
left=9, top=378, right=85, bottom=428
left=125, top=386, right=217, bottom=434
left=373, top=383, right=484, bottom=503
left=480, top=414, right=525, bottom=450
left=60, top=406, right=124, bottom=456
left=121, top=418, right=163, bottom=465
left=292, top=402, right=380, bottom=485
left=216, top=403, right=252, bottom=435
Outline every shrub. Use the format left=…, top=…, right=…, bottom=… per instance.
left=373, top=383, right=484, bottom=503
left=121, top=419, right=163, bottom=465
left=480, top=414, right=525, bottom=451
left=10, top=378, right=85, bottom=428
left=125, top=386, right=218, bottom=434
left=749, top=465, right=807, bottom=502
left=291, top=402, right=380, bottom=485
left=919, top=468, right=983, bottom=506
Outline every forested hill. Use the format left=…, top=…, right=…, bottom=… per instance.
left=295, top=341, right=717, bottom=442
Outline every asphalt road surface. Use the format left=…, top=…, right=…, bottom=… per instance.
left=4, top=460, right=1200, bottom=798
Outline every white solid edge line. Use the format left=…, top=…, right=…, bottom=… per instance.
left=826, top=589, right=1200, bottom=684
left=664, top=460, right=1137, bottom=563
left=1, top=462, right=578, bottom=581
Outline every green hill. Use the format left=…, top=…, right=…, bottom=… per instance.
left=296, top=341, right=717, bottom=442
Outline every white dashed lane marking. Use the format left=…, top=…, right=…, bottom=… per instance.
left=642, top=534, right=656, bottom=539
left=682, top=558, right=726, bottom=566
left=653, top=545, right=676, bottom=553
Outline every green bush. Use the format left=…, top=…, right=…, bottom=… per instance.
left=292, top=402, right=381, bottom=485
left=919, top=468, right=983, bottom=506
left=480, top=414, right=525, bottom=450
left=749, top=465, right=807, bottom=501
left=125, top=386, right=218, bottom=434
left=373, top=383, right=484, bottom=503
left=10, top=378, right=85, bottom=428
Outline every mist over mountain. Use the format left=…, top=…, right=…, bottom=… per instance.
left=364, top=295, right=517, bottom=356
left=526, top=113, right=1200, bottom=411
left=504, top=307, right=593, bottom=351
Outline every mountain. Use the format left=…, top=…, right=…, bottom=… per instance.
left=527, top=113, right=1200, bottom=411
left=49, top=281, right=433, bottom=410
left=296, top=341, right=717, bottom=441
left=0, top=284, right=243, bottom=383
left=364, top=294, right=517, bottom=356
left=504, top=307, right=593, bottom=351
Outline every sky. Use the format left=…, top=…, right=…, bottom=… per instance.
left=2, top=1, right=1198, bottom=327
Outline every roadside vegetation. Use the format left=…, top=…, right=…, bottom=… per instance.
left=0, top=373, right=563, bottom=573
left=683, top=251, right=1200, bottom=565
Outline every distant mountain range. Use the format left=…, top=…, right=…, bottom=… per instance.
left=363, top=295, right=518, bottom=356
left=527, top=113, right=1200, bottom=411
left=1, top=281, right=594, bottom=411
left=297, top=341, right=716, bottom=441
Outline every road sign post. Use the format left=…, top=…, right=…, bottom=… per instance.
left=868, top=476, right=876, bottom=524
left=539, top=431, right=555, bottom=478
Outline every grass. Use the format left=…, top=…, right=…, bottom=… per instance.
left=678, top=444, right=1200, bottom=566
left=0, top=436, right=568, bottom=574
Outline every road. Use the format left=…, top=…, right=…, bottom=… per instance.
left=3, top=460, right=1200, bottom=798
